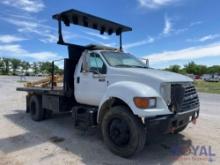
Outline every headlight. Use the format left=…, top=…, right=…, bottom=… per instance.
left=133, top=97, right=156, bottom=109
left=160, top=83, right=171, bottom=105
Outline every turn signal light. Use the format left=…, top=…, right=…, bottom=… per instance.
left=133, top=97, right=156, bottom=109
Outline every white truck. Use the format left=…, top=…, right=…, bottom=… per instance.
left=17, top=9, right=200, bottom=157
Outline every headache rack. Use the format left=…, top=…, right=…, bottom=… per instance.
left=18, top=9, right=133, bottom=96
left=52, top=9, right=132, bottom=50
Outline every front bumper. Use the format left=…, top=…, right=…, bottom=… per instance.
left=145, top=108, right=199, bottom=134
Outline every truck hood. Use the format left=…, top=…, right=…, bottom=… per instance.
left=111, top=68, right=193, bottom=83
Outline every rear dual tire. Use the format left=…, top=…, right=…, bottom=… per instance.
left=29, top=95, right=45, bottom=121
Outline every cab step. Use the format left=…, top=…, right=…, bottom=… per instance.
left=72, top=106, right=98, bottom=127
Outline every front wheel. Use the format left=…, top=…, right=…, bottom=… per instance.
left=101, top=106, right=146, bottom=158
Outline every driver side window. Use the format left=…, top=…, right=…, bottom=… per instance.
left=89, top=53, right=107, bottom=74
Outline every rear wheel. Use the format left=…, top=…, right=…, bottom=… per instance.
left=29, top=95, right=44, bottom=121
left=101, top=106, right=146, bottom=158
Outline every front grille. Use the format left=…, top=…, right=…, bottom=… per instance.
left=170, top=83, right=199, bottom=113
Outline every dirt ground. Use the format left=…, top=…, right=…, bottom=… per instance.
left=0, top=75, right=220, bottom=165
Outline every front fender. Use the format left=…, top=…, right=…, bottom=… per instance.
left=98, top=81, right=172, bottom=119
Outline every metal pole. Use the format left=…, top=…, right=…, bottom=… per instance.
left=51, top=61, right=54, bottom=90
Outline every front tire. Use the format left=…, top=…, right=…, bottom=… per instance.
left=29, top=95, right=44, bottom=121
left=101, top=106, right=146, bottom=158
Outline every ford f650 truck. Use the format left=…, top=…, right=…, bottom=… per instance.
left=17, top=9, right=200, bottom=157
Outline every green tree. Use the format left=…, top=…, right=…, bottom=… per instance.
left=10, top=58, right=21, bottom=75
left=197, top=65, right=207, bottom=76
left=32, top=62, right=39, bottom=75
left=179, top=68, right=187, bottom=74
left=207, top=65, right=220, bottom=74
left=2, top=58, right=10, bottom=75
left=39, top=62, right=52, bottom=74
left=166, top=65, right=181, bottom=73
left=39, top=62, right=60, bottom=74
left=184, top=62, right=199, bottom=75
left=0, top=58, right=4, bottom=74
left=1, top=58, right=63, bottom=76
left=21, top=61, right=30, bottom=74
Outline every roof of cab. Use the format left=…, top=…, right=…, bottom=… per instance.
left=85, top=44, right=118, bottom=51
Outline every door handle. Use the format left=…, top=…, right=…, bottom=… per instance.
left=98, top=78, right=105, bottom=82
left=77, top=77, right=80, bottom=83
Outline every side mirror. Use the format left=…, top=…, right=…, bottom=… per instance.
left=141, top=58, right=149, bottom=68
left=145, top=59, right=149, bottom=68
left=82, top=51, right=90, bottom=72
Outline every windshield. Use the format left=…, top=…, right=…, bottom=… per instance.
left=102, top=52, right=147, bottom=68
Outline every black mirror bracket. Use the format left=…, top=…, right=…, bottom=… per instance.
left=57, top=17, right=64, bottom=44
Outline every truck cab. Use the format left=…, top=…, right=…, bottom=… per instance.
left=17, top=9, right=200, bottom=158
left=74, top=48, right=199, bottom=117
left=74, top=47, right=199, bottom=157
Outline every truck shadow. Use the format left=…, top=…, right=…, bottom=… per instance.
left=1, top=110, right=192, bottom=165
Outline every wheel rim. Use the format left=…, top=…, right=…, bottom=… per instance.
left=31, top=101, right=36, bottom=115
left=108, top=118, right=130, bottom=147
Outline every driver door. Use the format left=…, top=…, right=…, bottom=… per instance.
left=75, top=52, right=108, bottom=106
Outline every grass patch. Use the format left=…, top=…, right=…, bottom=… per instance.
left=195, top=80, right=220, bottom=94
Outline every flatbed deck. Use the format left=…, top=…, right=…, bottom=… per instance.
left=16, top=87, right=64, bottom=96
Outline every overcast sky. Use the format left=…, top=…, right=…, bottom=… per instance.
left=0, top=0, right=220, bottom=68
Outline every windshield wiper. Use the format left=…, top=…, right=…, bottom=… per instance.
left=130, top=65, right=148, bottom=68
left=114, top=64, right=133, bottom=67
left=114, top=64, right=148, bottom=68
